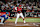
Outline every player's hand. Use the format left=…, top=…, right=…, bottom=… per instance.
left=8, top=17, right=10, bottom=19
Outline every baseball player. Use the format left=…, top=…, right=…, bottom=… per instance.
left=1, top=12, right=9, bottom=23
left=14, top=5, right=26, bottom=24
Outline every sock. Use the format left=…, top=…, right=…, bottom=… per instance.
left=23, top=19, right=24, bottom=21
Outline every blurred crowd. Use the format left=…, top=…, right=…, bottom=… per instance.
left=0, top=0, right=40, bottom=17
left=0, top=0, right=40, bottom=12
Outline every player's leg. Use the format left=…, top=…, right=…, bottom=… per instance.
left=3, top=18, right=7, bottom=23
left=1, top=17, right=4, bottom=23
left=15, top=13, right=20, bottom=24
left=3, top=19, right=6, bottom=23
left=20, top=13, right=26, bottom=23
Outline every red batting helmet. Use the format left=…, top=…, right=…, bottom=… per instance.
left=19, top=5, right=21, bottom=7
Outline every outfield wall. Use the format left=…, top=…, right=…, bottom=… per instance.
left=0, top=12, right=40, bottom=17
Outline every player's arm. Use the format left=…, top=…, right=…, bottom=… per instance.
left=13, top=7, right=17, bottom=11
left=15, top=7, right=17, bottom=11
left=5, top=15, right=9, bottom=19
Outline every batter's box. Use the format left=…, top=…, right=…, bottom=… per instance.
left=15, top=23, right=39, bottom=27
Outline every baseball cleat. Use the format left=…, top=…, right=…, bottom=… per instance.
left=15, top=22, right=17, bottom=24
left=24, top=21, right=26, bottom=23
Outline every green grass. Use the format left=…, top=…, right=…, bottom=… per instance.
left=7, top=18, right=40, bottom=22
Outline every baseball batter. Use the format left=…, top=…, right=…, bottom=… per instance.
left=14, top=5, right=26, bottom=24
